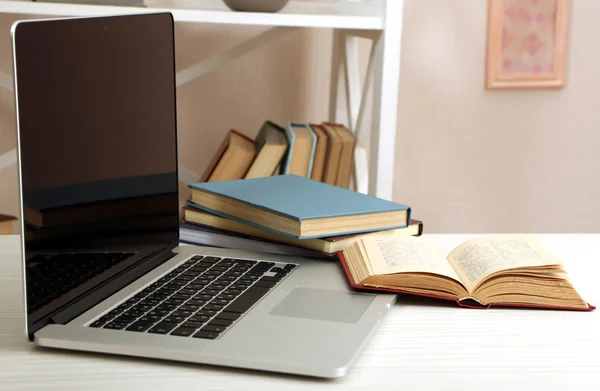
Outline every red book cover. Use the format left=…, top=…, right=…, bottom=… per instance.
left=337, top=252, right=595, bottom=311
left=200, top=129, right=254, bottom=182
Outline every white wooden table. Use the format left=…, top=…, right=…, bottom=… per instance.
left=1, top=234, right=599, bottom=391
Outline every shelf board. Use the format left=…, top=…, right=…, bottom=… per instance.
left=0, top=0, right=385, bottom=30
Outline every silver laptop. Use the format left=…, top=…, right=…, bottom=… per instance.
left=11, top=13, right=395, bottom=378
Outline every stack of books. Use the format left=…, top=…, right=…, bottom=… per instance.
left=179, top=175, right=595, bottom=312
left=201, top=121, right=357, bottom=189
left=180, top=174, right=422, bottom=258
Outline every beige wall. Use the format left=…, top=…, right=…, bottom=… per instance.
left=1, top=0, right=600, bottom=233
left=395, top=0, right=600, bottom=232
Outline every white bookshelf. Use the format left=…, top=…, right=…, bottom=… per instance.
left=0, top=0, right=403, bottom=200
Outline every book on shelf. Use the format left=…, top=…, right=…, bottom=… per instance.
left=0, top=214, right=16, bottom=235
left=244, top=121, right=288, bottom=179
left=321, top=123, right=343, bottom=185
left=200, top=129, right=256, bottom=182
left=187, top=174, right=411, bottom=239
left=339, top=235, right=595, bottom=311
left=182, top=205, right=423, bottom=255
left=180, top=222, right=335, bottom=259
left=281, top=123, right=317, bottom=177
left=327, top=123, right=356, bottom=189
left=309, top=124, right=328, bottom=181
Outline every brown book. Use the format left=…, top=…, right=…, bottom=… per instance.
left=340, top=235, right=594, bottom=311
left=328, top=123, right=356, bottom=188
left=183, top=206, right=423, bottom=254
left=245, top=121, right=288, bottom=179
left=201, top=130, right=256, bottom=182
left=321, top=123, right=343, bottom=185
left=0, top=214, right=16, bottom=234
left=309, top=124, right=328, bottom=181
left=283, top=123, right=314, bottom=177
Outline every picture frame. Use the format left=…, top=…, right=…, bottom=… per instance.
left=485, top=0, right=571, bottom=89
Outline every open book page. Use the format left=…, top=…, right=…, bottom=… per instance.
left=361, top=236, right=463, bottom=283
left=446, top=236, right=564, bottom=293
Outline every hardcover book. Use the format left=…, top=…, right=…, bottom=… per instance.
left=187, top=174, right=411, bottom=239
left=180, top=222, right=335, bottom=259
left=200, top=129, right=256, bottom=182
left=326, top=123, right=356, bottom=189
left=339, top=235, right=595, bottom=311
left=245, top=121, right=288, bottom=179
left=309, top=124, right=328, bottom=181
left=182, top=205, right=423, bottom=254
left=321, top=123, right=343, bottom=185
left=281, top=123, right=316, bottom=177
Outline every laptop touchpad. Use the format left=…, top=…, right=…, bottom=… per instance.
left=269, top=287, right=375, bottom=323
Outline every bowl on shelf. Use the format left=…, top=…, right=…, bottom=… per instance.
left=222, top=0, right=290, bottom=13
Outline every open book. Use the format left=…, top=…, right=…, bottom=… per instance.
left=339, top=235, right=594, bottom=311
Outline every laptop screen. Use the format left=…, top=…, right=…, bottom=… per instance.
left=13, top=13, right=180, bottom=333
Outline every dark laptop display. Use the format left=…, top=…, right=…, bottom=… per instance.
left=12, top=14, right=180, bottom=336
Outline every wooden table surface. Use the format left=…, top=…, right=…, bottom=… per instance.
left=1, top=234, right=599, bottom=391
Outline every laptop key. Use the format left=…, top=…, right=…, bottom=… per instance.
left=201, top=324, right=227, bottom=333
left=254, top=280, right=277, bottom=289
left=204, top=304, right=224, bottom=312
left=210, top=299, right=230, bottom=306
left=193, top=331, right=219, bottom=340
left=165, top=315, right=186, bottom=323
left=104, top=322, right=128, bottom=330
left=140, top=314, right=162, bottom=323
left=189, top=315, right=211, bottom=323
left=182, top=321, right=205, bottom=329
left=207, top=284, right=228, bottom=291
left=179, top=305, right=200, bottom=312
left=172, top=310, right=193, bottom=318
left=209, top=319, right=233, bottom=327
left=170, top=327, right=196, bottom=337
left=148, top=322, right=178, bottom=334
left=186, top=299, right=207, bottom=307
left=114, top=315, right=136, bottom=324
left=126, top=321, right=153, bottom=332
left=250, top=261, right=275, bottom=272
left=89, top=319, right=106, bottom=328
left=259, top=276, right=281, bottom=283
left=224, top=286, right=270, bottom=314
left=215, top=311, right=241, bottom=321
left=196, top=309, right=216, bottom=317
left=98, top=314, right=115, bottom=322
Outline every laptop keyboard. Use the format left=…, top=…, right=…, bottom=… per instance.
left=89, top=256, right=297, bottom=339
left=26, top=252, right=135, bottom=313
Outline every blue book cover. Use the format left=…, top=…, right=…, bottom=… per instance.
left=280, top=124, right=296, bottom=175
left=188, top=175, right=411, bottom=239
left=303, top=124, right=318, bottom=177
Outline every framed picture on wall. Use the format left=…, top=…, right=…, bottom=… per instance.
left=486, top=0, right=571, bottom=89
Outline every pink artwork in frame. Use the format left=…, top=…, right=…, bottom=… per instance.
left=486, top=0, right=571, bottom=89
